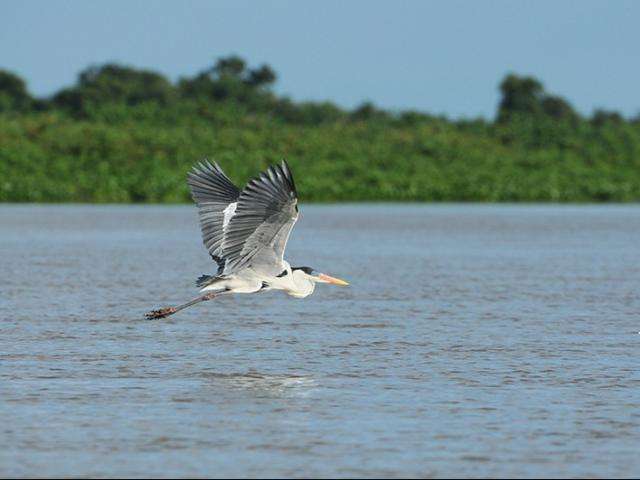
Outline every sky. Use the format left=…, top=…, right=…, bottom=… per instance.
left=1, top=0, right=639, bottom=119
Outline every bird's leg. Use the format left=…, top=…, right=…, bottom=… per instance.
left=145, top=291, right=218, bottom=320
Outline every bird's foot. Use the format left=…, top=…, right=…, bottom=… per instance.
left=145, top=306, right=177, bottom=320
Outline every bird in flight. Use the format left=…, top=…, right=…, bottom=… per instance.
left=146, top=160, right=349, bottom=319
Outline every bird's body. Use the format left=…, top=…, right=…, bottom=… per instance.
left=146, top=160, right=347, bottom=319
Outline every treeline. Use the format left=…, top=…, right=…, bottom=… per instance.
left=0, top=55, right=639, bottom=202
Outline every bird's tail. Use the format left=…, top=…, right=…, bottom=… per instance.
left=196, top=274, right=216, bottom=288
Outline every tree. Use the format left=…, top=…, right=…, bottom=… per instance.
left=0, top=70, right=32, bottom=112
left=179, top=55, right=278, bottom=107
left=350, top=101, right=389, bottom=121
left=541, top=95, right=578, bottom=123
left=53, top=63, right=175, bottom=113
left=246, top=64, right=276, bottom=88
left=591, top=109, right=624, bottom=127
left=496, top=74, right=545, bottom=122
left=210, top=55, right=246, bottom=79
left=496, top=73, right=579, bottom=125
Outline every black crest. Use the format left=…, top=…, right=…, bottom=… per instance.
left=293, top=266, right=314, bottom=275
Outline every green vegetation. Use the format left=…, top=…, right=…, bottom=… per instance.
left=1, top=57, right=639, bottom=202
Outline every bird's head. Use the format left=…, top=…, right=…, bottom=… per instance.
left=292, top=266, right=349, bottom=287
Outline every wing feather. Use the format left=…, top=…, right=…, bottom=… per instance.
left=221, top=160, right=298, bottom=276
left=187, top=160, right=241, bottom=272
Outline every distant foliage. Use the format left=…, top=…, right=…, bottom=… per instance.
left=177, top=56, right=277, bottom=107
left=497, top=74, right=579, bottom=125
left=0, top=70, right=33, bottom=112
left=591, top=109, right=624, bottom=127
left=0, top=56, right=639, bottom=202
left=52, top=64, right=175, bottom=115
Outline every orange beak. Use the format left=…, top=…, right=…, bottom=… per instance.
left=317, top=273, right=349, bottom=286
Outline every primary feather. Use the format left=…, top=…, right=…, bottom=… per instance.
left=187, top=160, right=241, bottom=273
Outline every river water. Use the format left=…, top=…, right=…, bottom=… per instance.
left=1, top=204, right=639, bottom=478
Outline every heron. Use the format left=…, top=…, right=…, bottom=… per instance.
left=145, top=160, right=349, bottom=319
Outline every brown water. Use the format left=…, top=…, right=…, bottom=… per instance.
left=1, top=204, right=639, bottom=478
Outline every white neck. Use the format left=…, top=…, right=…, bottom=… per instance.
left=269, top=261, right=316, bottom=298
left=288, top=269, right=315, bottom=298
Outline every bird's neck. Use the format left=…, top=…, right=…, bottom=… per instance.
left=288, top=270, right=315, bottom=298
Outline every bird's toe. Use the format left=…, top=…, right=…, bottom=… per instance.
left=145, top=307, right=176, bottom=319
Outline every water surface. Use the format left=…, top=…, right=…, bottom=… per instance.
left=1, top=204, right=639, bottom=478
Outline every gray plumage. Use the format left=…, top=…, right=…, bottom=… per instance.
left=187, top=159, right=298, bottom=278
left=187, top=161, right=241, bottom=273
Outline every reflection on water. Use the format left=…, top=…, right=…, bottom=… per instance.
left=2, top=204, right=640, bottom=478
left=199, top=371, right=318, bottom=397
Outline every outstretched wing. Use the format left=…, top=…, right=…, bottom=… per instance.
left=187, top=160, right=241, bottom=272
left=221, top=160, right=298, bottom=277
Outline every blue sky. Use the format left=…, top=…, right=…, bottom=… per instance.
left=1, top=0, right=638, bottom=118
